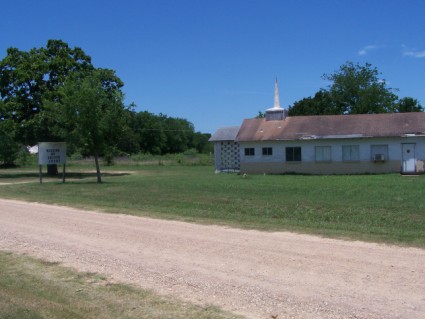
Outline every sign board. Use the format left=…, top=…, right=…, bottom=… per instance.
left=38, top=142, right=67, bottom=165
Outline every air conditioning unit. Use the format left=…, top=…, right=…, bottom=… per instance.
left=373, top=154, right=385, bottom=162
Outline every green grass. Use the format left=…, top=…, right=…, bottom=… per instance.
left=0, top=251, right=242, bottom=319
left=1, top=164, right=425, bottom=246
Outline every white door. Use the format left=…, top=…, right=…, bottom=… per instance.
left=402, top=143, right=416, bottom=173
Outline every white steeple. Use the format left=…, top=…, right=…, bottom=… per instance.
left=273, top=78, right=282, bottom=109
left=265, top=78, right=287, bottom=121
left=267, top=78, right=283, bottom=111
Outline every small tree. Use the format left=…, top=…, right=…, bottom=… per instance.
left=56, top=69, right=126, bottom=183
left=256, top=111, right=265, bottom=118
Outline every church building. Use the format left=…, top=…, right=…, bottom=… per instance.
left=210, top=80, right=425, bottom=174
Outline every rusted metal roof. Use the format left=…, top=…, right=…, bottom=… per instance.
left=236, top=112, right=425, bottom=142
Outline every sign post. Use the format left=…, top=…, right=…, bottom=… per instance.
left=38, top=142, right=67, bottom=184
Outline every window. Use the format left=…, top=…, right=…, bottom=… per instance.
left=262, top=147, right=273, bottom=156
left=315, top=146, right=331, bottom=162
left=244, top=148, right=255, bottom=156
left=342, top=145, right=360, bottom=161
left=371, top=145, right=388, bottom=161
left=286, top=147, right=301, bottom=161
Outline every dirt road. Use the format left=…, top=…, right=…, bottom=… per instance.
left=0, top=199, right=424, bottom=319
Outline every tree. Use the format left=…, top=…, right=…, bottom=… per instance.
left=256, top=111, right=265, bottom=118
left=1, top=40, right=212, bottom=166
left=289, top=62, right=406, bottom=116
left=191, top=132, right=212, bottom=153
left=0, top=104, right=20, bottom=166
left=0, top=127, right=20, bottom=166
left=162, top=116, right=194, bottom=154
left=0, top=40, right=94, bottom=173
left=123, top=110, right=200, bottom=155
left=115, top=106, right=141, bottom=155
left=288, top=91, right=338, bottom=116
left=0, top=40, right=93, bottom=145
left=55, top=69, right=126, bottom=183
left=324, top=62, right=398, bottom=114
left=132, top=111, right=167, bottom=155
left=395, top=97, right=423, bottom=113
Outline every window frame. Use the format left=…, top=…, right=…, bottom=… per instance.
left=342, top=145, right=360, bottom=162
left=286, top=147, right=302, bottom=162
left=262, top=147, right=273, bottom=156
left=371, top=144, right=389, bottom=162
left=244, top=147, right=255, bottom=156
left=315, top=146, right=332, bottom=162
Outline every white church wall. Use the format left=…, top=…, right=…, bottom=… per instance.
left=239, top=137, right=425, bottom=174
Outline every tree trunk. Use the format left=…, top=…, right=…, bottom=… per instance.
left=94, top=152, right=102, bottom=183
left=47, top=164, right=58, bottom=176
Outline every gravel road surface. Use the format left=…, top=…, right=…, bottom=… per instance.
left=0, top=199, right=424, bottom=319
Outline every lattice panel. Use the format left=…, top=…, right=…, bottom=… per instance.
left=220, top=141, right=240, bottom=169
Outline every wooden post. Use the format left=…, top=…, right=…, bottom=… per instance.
left=62, top=164, right=66, bottom=183
left=39, top=165, right=42, bottom=184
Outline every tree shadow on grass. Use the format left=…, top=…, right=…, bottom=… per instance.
left=0, top=171, right=130, bottom=180
left=65, top=172, right=131, bottom=179
left=0, top=172, right=39, bottom=179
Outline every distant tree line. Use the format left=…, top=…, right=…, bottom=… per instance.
left=119, top=109, right=211, bottom=156
left=288, top=62, right=423, bottom=116
left=0, top=40, right=211, bottom=180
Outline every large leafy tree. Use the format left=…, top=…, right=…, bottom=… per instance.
left=53, top=69, right=126, bottom=183
left=288, top=62, right=421, bottom=116
left=324, top=62, right=398, bottom=114
left=0, top=40, right=93, bottom=145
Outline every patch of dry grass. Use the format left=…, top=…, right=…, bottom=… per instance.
left=0, top=251, right=243, bottom=319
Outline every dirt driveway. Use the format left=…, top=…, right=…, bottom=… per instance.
left=0, top=199, right=424, bottom=319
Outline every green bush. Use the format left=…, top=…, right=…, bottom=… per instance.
left=16, top=149, right=37, bottom=167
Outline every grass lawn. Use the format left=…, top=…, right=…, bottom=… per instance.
left=0, top=163, right=425, bottom=247
left=0, top=251, right=242, bottom=319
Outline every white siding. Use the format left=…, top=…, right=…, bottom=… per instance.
left=239, top=137, right=425, bottom=174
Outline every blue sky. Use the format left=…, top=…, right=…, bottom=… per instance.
left=1, top=0, right=424, bottom=133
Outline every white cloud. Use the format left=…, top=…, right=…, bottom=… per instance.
left=358, top=45, right=380, bottom=56
left=401, top=45, right=425, bottom=58
left=403, top=49, right=425, bottom=58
